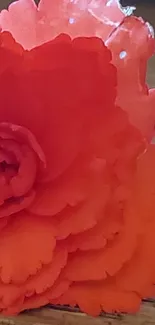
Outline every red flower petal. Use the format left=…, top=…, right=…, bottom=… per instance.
left=24, top=243, right=68, bottom=295
left=28, top=157, right=108, bottom=216
left=0, top=0, right=134, bottom=49
left=0, top=218, right=9, bottom=231
left=0, top=0, right=37, bottom=50
left=64, top=198, right=123, bottom=252
left=0, top=212, right=55, bottom=284
left=0, top=32, right=116, bottom=181
left=37, top=0, right=127, bottom=45
left=0, top=0, right=154, bottom=317
left=52, top=173, right=110, bottom=238
left=2, top=277, right=71, bottom=314
left=113, top=145, right=155, bottom=297
left=0, top=31, right=23, bottom=76
left=63, top=204, right=138, bottom=281
left=0, top=190, right=35, bottom=218
left=132, top=145, right=155, bottom=222
left=115, top=225, right=155, bottom=298
left=0, top=244, right=67, bottom=311
left=21, top=278, right=71, bottom=312
left=61, top=159, right=146, bottom=281
left=63, top=226, right=137, bottom=281
left=0, top=122, right=46, bottom=168
left=56, top=281, right=140, bottom=315
left=107, top=16, right=155, bottom=140
left=0, top=122, right=47, bottom=216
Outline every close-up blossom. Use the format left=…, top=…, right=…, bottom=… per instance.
left=0, top=0, right=154, bottom=316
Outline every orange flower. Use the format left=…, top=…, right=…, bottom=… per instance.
left=0, top=0, right=154, bottom=316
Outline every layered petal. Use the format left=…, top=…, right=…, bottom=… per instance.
left=55, top=281, right=140, bottom=316
left=0, top=0, right=37, bottom=49
left=107, top=16, right=155, bottom=140
left=0, top=277, right=71, bottom=315
left=0, top=122, right=46, bottom=217
left=0, top=31, right=116, bottom=181
left=113, top=145, right=155, bottom=297
left=130, top=144, right=155, bottom=223
left=0, top=0, right=155, bottom=140
left=0, top=243, right=68, bottom=311
left=0, top=0, right=154, bottom=318
left=28, top=156, right=108, bottom=216
left=62, top=210, right=137, bottom=281
left=0, top=0, right=135, bottom=49
left=0, top=212, right=56, bottom=284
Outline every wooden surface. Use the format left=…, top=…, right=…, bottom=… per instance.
left=0, top=302, right=154, bottom=325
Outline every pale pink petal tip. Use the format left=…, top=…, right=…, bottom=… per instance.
left=0, top=0, right=135, bottom=50
left=0, top=0, right=37, bottom=50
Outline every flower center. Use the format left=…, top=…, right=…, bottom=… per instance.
left=0, top=123, right=46, bottom=217
left=0, top=156, right=19, bottom=204
left=0, top=160, right=18, bottom=174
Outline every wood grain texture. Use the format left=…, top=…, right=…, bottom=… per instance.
left=0, top=302, right=154, bottom=325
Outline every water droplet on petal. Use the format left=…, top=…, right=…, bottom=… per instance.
left=119, top=50, right=127, bottom=59
left=69, top=17, right=75, bottom=24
